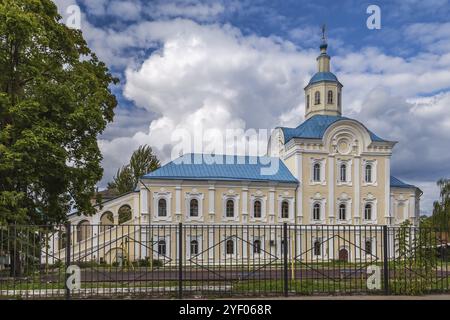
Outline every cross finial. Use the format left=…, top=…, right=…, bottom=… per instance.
left=321, top=24, right=327, bottom=42
left=319, top=24, right=328, bottom=52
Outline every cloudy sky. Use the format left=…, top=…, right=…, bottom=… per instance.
left=53, top=0, right=450, bottom=214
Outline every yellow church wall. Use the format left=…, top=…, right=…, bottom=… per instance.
left=141, top=180, right=297, bottom=225
left=305, top=82, right=342, bottom=119
left=391, top=187, right=419, bottom=225
left=296, top=150, right=392, bottom=225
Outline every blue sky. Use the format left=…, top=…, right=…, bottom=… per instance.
left=54, top=0, right=450, bottom=214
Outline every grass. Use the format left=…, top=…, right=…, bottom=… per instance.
left=231, top=278, right=377, bottom=295
left=1, top=263, right=449, bottom=297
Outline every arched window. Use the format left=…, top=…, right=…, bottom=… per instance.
left=118, top=205, right=132, bottom=224
left=314, top=240, right=321, bottom=256
left=226, top=239, right=234, bottom=255
left=338, top=92, right=341, bottom=107
left=254, top=200, right=262, bottom=218
left=190, top=240, right=199, bottom=255
left=339, top=203, right=347, bottom=220
left=340, top=164, right=347, bottom=182
left=226, top=199, right=234, bottom=217
left=313, top=163, right=321, bottom=182
left=313, top=203, right=321, bottom=220
left=158, top=198, right=167, bottom=217
left=314, top=91, right=320, bottom=105
left=365, top=164, right=372, bottom=183
left=306, top=94, right=310, bottom=109
left=365, top=239, right=372, bottom=254
left=76, top=220, right=90, bottom=243
left=100, top=211, right=114, bottom=232
left=327, top=90, right=333, bottom=104
left=281, top=201, right=289, bottom=219
left=190, top=199, right=199, bottom=217
left=158, top=239, right=166, bottom=255
left=365, top=204, right=372, bottom=220
left=253, top=240, right=261, bottom=254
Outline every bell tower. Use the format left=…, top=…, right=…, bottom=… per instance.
left=304, top=26, right=343, bottom=119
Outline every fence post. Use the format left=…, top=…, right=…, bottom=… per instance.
left=178, top=222, right=183, bottom=299
left=283, top=223, right=288, bottom=297
left=65, top=222, right=71, bottom=300
left=383, top=225, right=390, bottom=295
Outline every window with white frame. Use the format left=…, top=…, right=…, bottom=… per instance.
left=327, top=90, right=333, bottom=104
left=190, top=239, right=199, bottom=255
left=253, top=239, right=261, bottom=254
left=153, top=191, right=172, bottom=221
left=189, top=199, right=198, bottom=217
left=314, top=91, right=320, bottom=105
left=336, top=194, right=352, bottom=223
left=153, top=235, right=170, bottom=258
left=365, top=164, right=372, bottom=183
left=157, top=239, right=166, bottom=255
left=158, top=199, right=167, bottom=217
left=250, top=195, right=265, bottom=221
left=337, top=159, right=352, bottom=185
left=222, top=194, right=239, bottom=221
left=313, top=163, right=321, bottom=182
left=364, top=203, right=372, bottom=220
left=362, top=160, right=377, bottom=185
left=226, top=239, right=234, bottom=255
left=313, top=203, right=321, bottom=221
left=185, top=192, right=204, bottom=220
left=254, top=200, right=262, bottom=218
left=186, top=235, right=203, bottom=257
left=313, top=239, right=322, bottom=256
left=338, top=203, right=347, bottom=220
left=281, top=201, right=289, bottom=219
left=340, top=163, right=347, bottom=182
left=310, top=159, right=326, bottom=184
left=226, top=199, right=234, bottom=217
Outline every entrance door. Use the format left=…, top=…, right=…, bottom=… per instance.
left=338, top=248, right=349, bottom=262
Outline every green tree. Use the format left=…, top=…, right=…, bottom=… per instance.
left=0, top=0, right=118, bottom=225
left=107, top=145, right=160, bottom=195
left=107, top=165, right=134, bottom=195
left=431, top=178, right=450, bottom=231
left=392, top=220, right=438, bottom=294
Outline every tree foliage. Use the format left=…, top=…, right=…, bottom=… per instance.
left=392, top=220, right=438, bottom=294
left=107, top=145, right=160, bottom=195
left=107, top=165, right=134, bottom=195
left=431, top=178, right=450, bottom=231
left=0, top=0, right=118, bottom=225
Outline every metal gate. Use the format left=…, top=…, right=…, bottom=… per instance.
left=0, top=224, right=448, bottom=299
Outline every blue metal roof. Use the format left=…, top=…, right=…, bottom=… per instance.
left=308, top=72, right=340, bottom=86
left=142, top=154, right=299, bottom=183
left=390, top=176, right=417, bottom=189
left=279, top=115, right=387, bottom=144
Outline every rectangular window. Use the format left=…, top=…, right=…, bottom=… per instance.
left=313, top=163, right=321, bottom=182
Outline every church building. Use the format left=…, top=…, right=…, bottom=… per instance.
left=56, top=37, right=422, bottom=264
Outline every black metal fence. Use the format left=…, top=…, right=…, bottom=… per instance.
left=0, top=223, right=448, bottom=299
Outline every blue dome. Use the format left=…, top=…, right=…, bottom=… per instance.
left=308, top=71, right=339, bottom=85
